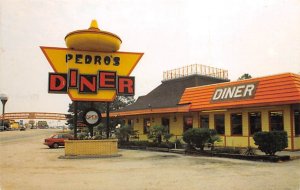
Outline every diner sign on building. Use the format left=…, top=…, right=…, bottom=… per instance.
left=211, top=82, right=258, bottom=102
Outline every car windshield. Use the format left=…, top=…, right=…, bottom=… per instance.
left=49, top=134, right=58, bottom=138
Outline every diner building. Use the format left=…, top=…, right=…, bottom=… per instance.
left=112, top=65, right=300, bottom=150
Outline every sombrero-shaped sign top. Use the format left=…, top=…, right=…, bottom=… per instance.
left=41, top=20, right=143, bottom=102
left=65, top=20, right=122, bottom=52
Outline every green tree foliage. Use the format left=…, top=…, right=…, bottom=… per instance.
left=207, top=129, right=221, bottom=150
left=183, top=128, right=220, bottom=151
left=66, top=96, right=134, bottom=137
left=115, top=124, right=137, bottom=142
left=147, top=125, right=173, bottom=144
left=183, top=128, right=210, bottom=151
left=238, top=73, right=252, bottom=80
left=66, top=96, right=135, bottom=126
left=253, top=131, right=288, bottom=155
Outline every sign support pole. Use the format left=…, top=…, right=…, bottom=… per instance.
left=106, top=102, right=110, bottom=139
left=73, top=101, right=78, bottom=139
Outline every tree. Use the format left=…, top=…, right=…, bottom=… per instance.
left=66, top=96, right=135, bottom=136
left=253, top=131, right=288, bottom=155
left=183, top=128, right=211, bottom=151
left=207, top=129, right=221, bottom=150
left=238, top=73, right=252, bottom=80
left=147, top=125, right=173, bottom=144
left=115, top=124, right=137, bottom=142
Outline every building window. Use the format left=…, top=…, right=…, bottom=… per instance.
left=231, top=113, right=242, bottom=135
left=161, top=117, right=170, bottom=134
left=214, top=114, right=225, bottom=135
left=143, top=118, right=150, bottom=134
left=249, top=112, right=262, bottom=135
left=183, top=116, right=193, bottom=132
left=294, top=110, right=300, bottom=135
left=200, top=115, right=209, bottom=128
left=128, top=119, right=134, bottom=127
left=270, top=111, right=284, bottom=131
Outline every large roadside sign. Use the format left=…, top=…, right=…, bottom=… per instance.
left=41, top=46, right=143, bottom=102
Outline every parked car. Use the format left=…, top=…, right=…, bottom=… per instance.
left=44, top=134, right=74, bottom=148
left=20, top=126, right=26, bottom=131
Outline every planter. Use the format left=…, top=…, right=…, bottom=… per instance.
left=64, top=139, right=119, bottom=157
left=119, top=145, right=147, bottom=150
left=211, top=153, right=290, bottom=162
left=185, top=149, right=290, bottom=162
left=146, top=147, right=170, bottom=152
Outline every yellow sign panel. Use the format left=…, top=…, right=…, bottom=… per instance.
left=41, top=46, right=143, bottom=101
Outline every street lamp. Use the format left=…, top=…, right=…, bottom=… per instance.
left=0, top=94, right=8, bottom=127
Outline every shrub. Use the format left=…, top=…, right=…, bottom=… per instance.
left=242, top=146, right=256, bottom=156
left=92, top=135, right=103, bottom=140
left=253, top=131, right=288, bottom=155
left=174, top=139, right=182, bottom=149
left=214, top=147, right=241, bottom=154
left=119, top=140, right=149, bottom=147
left=115, top=125, right=136, bottom=142
left=207, top=129, right=221, bottom=150
left=78, top=132, right=88, bottom=140
left=148, top=125, right=173, bottom=144
left=183, top=128, right=211, bottom=151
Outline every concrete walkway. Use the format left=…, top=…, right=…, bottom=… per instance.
left=170, top=148, right=300, bottom=159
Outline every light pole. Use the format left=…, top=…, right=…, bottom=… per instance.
left=0, top=94, right=8, bottom=127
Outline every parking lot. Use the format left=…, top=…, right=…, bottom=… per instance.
left=0, top=129, right=300, bottom=190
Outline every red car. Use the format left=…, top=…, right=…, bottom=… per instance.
left=44, top=134, right=74, bottom=148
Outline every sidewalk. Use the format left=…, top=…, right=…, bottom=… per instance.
left=170, top=148, right=300, bottom=159
left=258, top=150, right=300, bottom=159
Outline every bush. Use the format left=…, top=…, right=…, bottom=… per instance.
left=118, top=140, right=149, bottom=147
left=207, top=129, right=221, bottom=150
left=174, top=139, right=182, bottom=149
left=253, top=131, right=288, bottom=155
left=183, top=128, right=211, bottom=151
left=147, top=125, right=173, bottom=144
left=115, top=125, right=136, bottom=143
left=242, top=146, right=256, bottom=156
left=214, top=147, right=241, bottom=154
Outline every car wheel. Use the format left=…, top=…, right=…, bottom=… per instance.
left=53, top=143, right=59, bottom=149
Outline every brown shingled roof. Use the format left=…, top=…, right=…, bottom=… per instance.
left=112, top=74, right=229, bottom=116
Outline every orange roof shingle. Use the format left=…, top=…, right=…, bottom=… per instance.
left=179, top=73, right=300, bottom=111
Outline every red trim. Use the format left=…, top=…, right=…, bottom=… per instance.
left=290, top=106, right=295, bottom=150
left=109, top=105, right=191, bottom=117
left=40, top=46, right=57, bottom=72
left=248, top=136, right=250, bottom=147
left=190, top=100, right=300, bottom=112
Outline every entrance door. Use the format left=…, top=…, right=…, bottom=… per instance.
left=161, top=117, right=170, bottom=133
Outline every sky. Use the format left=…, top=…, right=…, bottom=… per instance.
left=0, top=0, right=300, bottom=114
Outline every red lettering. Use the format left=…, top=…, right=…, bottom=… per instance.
left=69, top=69, right=78, bottom=88
left=118, top=77, right=135, bottom=95
left=79, top=75, right=97, bottom=93
left=99, top=71, right=116, bottom=89
left=49, top=69, right=135, bottom=96
left=48, top=73, right=67, bottom=93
